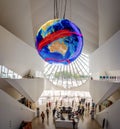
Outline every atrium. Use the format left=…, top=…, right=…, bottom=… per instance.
left=0, top=0, right=120, bottom=129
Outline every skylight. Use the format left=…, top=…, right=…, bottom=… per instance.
left=44, top=53, right=90, bottom=88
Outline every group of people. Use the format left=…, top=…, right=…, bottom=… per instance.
left=37, top=99, right=96, bottom=126
left=76, top=100, right=96, bottom=120
left=40, top=108, right=50, bottom=123
left=37, top=101, right=52, bottom=123
left=52, top=106, right=78, bottom=129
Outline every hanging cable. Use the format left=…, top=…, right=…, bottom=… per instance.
left=56, top=0, right=59, bottom=18
left=54, top=0, right=57, bottom=18
left=55, top=0, right=57, bottom=18
left=70, top=0, right=71, bottom=20
left=54, top=0, right=68, bottom=19
left=54, top=0, right=55, bottom=19
left=63, top=0, right=67, bottom=19
left=58, top=0, right=60, bottom=18
left=60, top=0, right=63, bottom=18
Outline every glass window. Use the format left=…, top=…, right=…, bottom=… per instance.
left=44, top=53, right=90, bottom=88
left=39, top=90, right=91, bottom=105
left=0, top=65, right=21, bottom=79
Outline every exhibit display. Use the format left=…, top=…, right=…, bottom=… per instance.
left=35, top=19, right=83, bottom=65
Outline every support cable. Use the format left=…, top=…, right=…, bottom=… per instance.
left=63, top=0, right=67, bottom=19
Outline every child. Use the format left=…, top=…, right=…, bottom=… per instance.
left=41, top=111, right=45, bottom=123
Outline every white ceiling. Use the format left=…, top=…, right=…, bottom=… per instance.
left=0, top=0, right=99, bottom=54
left=30, top=0, right=99, bottom=54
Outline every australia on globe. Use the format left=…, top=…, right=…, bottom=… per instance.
left=49, top=41, right=68, bottom=55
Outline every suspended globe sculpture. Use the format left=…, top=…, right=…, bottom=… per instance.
left=35, top=19, right=83, bottom=64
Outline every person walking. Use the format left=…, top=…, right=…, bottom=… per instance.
left=41, top=111, right=45, bottom=123
left=37, top=107, right=40, bottom=117
left=72, top=119, right=76, bottom=129
left=46, top=108, right=49, bottom=119
left=52, top=107, right=56, bottom=117
left=90, top=108, right=94, bottom=119
left=48, top=101, right=51, bottom=109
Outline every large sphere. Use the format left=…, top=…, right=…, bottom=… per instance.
left=35, top=19, right=83, bottom=64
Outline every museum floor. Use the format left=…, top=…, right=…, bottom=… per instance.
left=32, top=111, right=102, bottom=129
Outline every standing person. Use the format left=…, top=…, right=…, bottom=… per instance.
left=72, top=119, right=76, bottom=129
left=88, top=102, right=90, bottom=110
left=37, top=107, right=40, bottom=117
left=81, top=106, right=85, bottom=115
left=52, top=107, right=56, bottom=117
left=60, top=99, right=62, bottom=106
left=41, top=111, right=45, bottom=123
left=48, top=101, right=51, bottom=109
left=85, top=102, right=88, bottom=110
left=46, top=102, right=48, bottom=108
left=90, top=108, right=94, bottom=119
left=46, top=108, right=49, bottom=119
left=72, top=100, right=74, bottom=107
left=55, top=100, right=58, bottom=106
left=99, top=104, right=101, bottom=112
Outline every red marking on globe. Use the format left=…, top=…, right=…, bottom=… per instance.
left=37, top=29, right=82, bottom=51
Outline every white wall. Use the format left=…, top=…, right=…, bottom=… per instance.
left=0, top=78, right=22, bottom=100
left=90, top=31, right=120, bottom=79
left=0, top=84, right=21, bottom=100
left=6, top=78, right=44, bottom=102
left=96, top=99, right=120, bottom=129
left=16, top=78, right=44, bottom=102
left=89, top=80, right=120, bottom=104
left=0, top=25, right=44, bottom=76
left=108, top=88, right=120, bottom=103
left=0, top=0, right=34, bottom=47
left=98, top=0, right=120, bottom=46
left=0, top=89, right=35, bottom=129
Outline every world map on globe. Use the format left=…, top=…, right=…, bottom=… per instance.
left=35, top=19, right=83, bottom=65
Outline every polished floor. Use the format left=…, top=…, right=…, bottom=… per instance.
left=32, top=110, right=102, bottom=129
